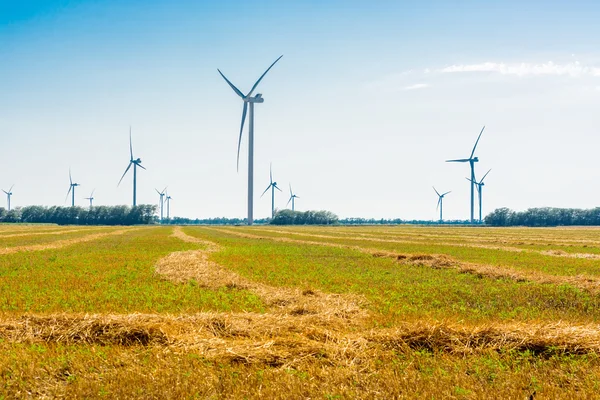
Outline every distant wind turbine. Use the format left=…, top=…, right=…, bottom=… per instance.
left=66, top=169, right=80, bottom=207
left=287, top=184, right=300, bottom=211
left=218, top=55, right=283, bottom=225
left=446, top=126, right=485, bottom=223
left=118, top=127, right=146, bottom=206
left=261, top=163, right=282, bottom=218
left=433, top=187, right=451, bottom=223
left=2, top=185, right=14, bottom=211
left=155, top=187, right=167, bottom=222
left=165, top=192, right=172, bottom=219
left=467, top=169, right=492, bottom=223
left=84, top=189, right=95, bottom=208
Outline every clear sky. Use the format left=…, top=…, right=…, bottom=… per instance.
left=1, top=0, right=599, bottom=220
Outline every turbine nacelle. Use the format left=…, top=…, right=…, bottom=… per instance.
left=245, top=94, right=264, bottom=103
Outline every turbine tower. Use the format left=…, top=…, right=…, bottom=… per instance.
left=66, top=169, right=80, bottom=207
left=118, top=127, right=146, bottom=206
left=155, top=187, right=167, bottom=222
left=287, top=184, right=300, bottom=211
left=433, top=187, right=451, bottom=223
left=467, top=169, right=492, bottom=223
left=260, top=163, right=282, bottom=218
left=165, top=192, right=172, bottom=219
left=218, top=55, right=283, bottom=225
left=2, top=185, right=14, bottom=211
left=446, top=126, right=485, bottom=223
left=84, top=189, right=95, bottom=208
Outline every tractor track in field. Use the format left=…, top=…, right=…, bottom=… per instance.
left=0, top=228, right=94, bottom=238
left=257, top=228, right=600, bottom=260
left=205, top=227, right=600, bottom=294
left=0, top=227, right=141, bottom=255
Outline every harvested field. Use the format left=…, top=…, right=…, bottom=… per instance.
left=1, top=224, right=600, bottom=398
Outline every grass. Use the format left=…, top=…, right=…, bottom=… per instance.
left=1, top=224, right=600, bottom=398
left=182, top=227, right=600, bottom=324
left=230, top=226, right=600, bottom=277
left=0, top=227, right=264, bottom=314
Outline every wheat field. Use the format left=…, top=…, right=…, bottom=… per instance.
left=1, top=224, right=600, bottom=398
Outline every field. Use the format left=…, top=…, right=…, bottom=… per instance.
left=1, top=224, right=600, bottom=398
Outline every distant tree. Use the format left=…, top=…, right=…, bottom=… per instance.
left=485, top=207, right=600, bottom=227
left=271, top=210, right=338, bottom=225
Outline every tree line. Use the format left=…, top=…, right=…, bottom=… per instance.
left=484, top=207, right=600, bottom=227
left=0, top=205, right=157, bottom=225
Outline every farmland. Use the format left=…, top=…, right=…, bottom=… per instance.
left=1, top=225, right=600, bottom=398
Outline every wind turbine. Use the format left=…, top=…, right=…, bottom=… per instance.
left=467, top=169, right=492, bottom=223
left=446, top=126, right=485, bottom=223
left=155, top=187, right=167, bottom=222
left=2, top=185, right=14, bottom=211
left=433, top=187, right=451, bottom=223
left=260, top=163, right=282, bottom=218
left=118, top=127, right=146, bottom=206
left=66, top=169, right=80, bottom=207
left=84, top=189, right=95, bottom=208
left=165, top=192, right=172, bottom=219
left=287, top=184, right=300, bottom=211
left=218, top=55, right=283, bottom=225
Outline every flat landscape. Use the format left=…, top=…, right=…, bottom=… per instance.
left=2, top=224, right=600, bottom=398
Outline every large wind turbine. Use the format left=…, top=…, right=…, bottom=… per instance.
left=165, top=192, right=172, bottom=219
left=218, top=55, right=283, bottom=225
left=2, top=185, right=14, bottom=211
left=118, top=128, right=146, bottom=206
left=287, top=184, right=300, bottom=211
left=467, top=169, right=492, bottom=223
left=261, top=164, right=282, bottom=218
left=446, top=126, right=485, bottom=223
left=84, top=189, right=95, bottom=208
left=155, top=187, right=167, bottom=222
left=66, top=169, right=80, bottom=207
left=433, top=187, right=451, bottom=223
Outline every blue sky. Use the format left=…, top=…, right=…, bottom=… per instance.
left=1, top=0, right=599, bottom=219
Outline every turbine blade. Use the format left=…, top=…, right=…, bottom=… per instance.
left=432, top=186, right=440, bottom=196
left=275, top=184, right=282, bottom=192
left=446, top=158, right=470, bottom=163
left=65, top=186, right=72, bottom=201
left=295, top=195, right=300, bottom=199
left=69, top=168, right=72, bottom=185
left=442, top=191, right=451, bottom=196
left=8, top=184, right=14, bottom=192
left=2, top=190, right=7, bottom=195
left=480, top=169, right=492, bottom=183
left=155, top=188, right=161, bottom=195
left=90, top=189, right=95, bottom=197
left=118, top=162, right=132, bottom=186
left=289, top=183, right=293, bottom=196
left=248, top=55, right=283, bottom=97
left=129, top=127, right=134, bottom=160
left=138, top=163, right=147, bottom=171
left=286, top=197, right=292, bottom=206
left=270, top=163, right=273, bottom=184
left=470, top=126, right=485, bottom=159
left=162, top=186, right=167, bottom=194
left=217, top=69, right=245, bottom=98
left=236, top=102, right=248, bottom=171
left=261, top=185, right=271, bottom=197
left=436, top=197, right=441, bottom=210
left=466, top=177, right=475, bottom=183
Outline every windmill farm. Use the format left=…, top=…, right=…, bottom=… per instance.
left=0, top=54, right=500, bottom=225
left=4, top=3, right=600, bottom=399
